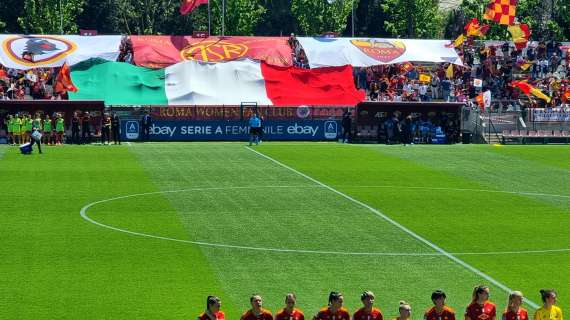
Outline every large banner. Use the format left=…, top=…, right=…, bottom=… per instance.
left=70, top=59, right=364, bottom=106
left=531, top=108, right=570, bottom=122
left=131, top=36, right=293, bottom=68
left=0, top=35, right=122, bottom=70
left=297, top=37, right=463, bottom=68
left=121, top=119, right=340, bottom=141
left=149, top=105, right=348, bottom=120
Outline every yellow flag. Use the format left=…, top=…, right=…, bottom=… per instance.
left=446, top=64, right=454, bottom=79
left=419, top=74, right=432, bottom=83
left=453, top=34, right=465, bottom=47
left=530, top=88, right=551, bottom=103
left=520, top=62, right=532, bottom=71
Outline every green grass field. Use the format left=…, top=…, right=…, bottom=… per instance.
left=1, top=142, right=569, bottom=319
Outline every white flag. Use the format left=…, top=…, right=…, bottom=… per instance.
left=0, top=35, right=122, bottom=70
left=483, top=90, right=492, bottom=110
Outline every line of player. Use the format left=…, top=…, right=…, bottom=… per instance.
left=197, top=287, right=563, bottom=320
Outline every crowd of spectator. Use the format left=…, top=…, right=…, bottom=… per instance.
left=2, top=36, right=570, bottom=109
left=0, top=36, right=135, bottom=102
left=356, top=40, right=570, bottom=110
left=0, top=67, right=67, bottom=101
left=288, top=34, right=310, bottom=69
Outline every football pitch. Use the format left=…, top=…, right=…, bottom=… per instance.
left=1, top=142, right=569, bottom=319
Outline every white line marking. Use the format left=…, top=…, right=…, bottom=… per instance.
left=126, top=142, right=132, bottom=147
left=245, top=146, right=541, bottom=309
left=344, top=185, right=570, bottom=199
left=79, top=185, right=442, bottom=256
left=80, top=185, right=570, bottom=256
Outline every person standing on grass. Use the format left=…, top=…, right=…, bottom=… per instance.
left=393, top=301, right=412, bottom=320
left=341, top=111, right=352, bottom=143
left=55, top=113, right=65, bottom=145
left=32, top=113, right=42, bottom=134
left=71, top=112, right=80, bottom=144
left=533, top=290, right=563, bottom=320
left=258, top=115, right=265, bottom=144
left=6, top=115, right=14, bottom=145
left=42, top=114, right=52, bottom=145
left=29, top=125, right=42, bottom=154
left=503, top=291, right=528, bottom=320
left=20, top=114, right=27, bottom=143
left=465, top=285, right=496, bottom=320
left=353, top=291, right=383, bottom=320
left=248, top=113, right=261, bottom=146
left=197, top=296, right=225, bottom=320
left=23, top=114, right=32, bottom=144
left=13, top=114, right=22, bottom=145
left=241, top=294, right=273, bottom=320
left=111, top=113, right=121, bottom=145
left=101, top=114, right=111, bottom=145
left=81, top=112, right=91, bottom=144
left=401, top=115, right=414, bottom=146
left=424, top=290, right=455, bottom=320
left=141, top=110, right=152, bottom=142
left=276, top=293, right=304, bottom=320
left=314, top=292, right=350, bottom=320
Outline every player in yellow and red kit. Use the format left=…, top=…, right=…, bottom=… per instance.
left=502, top=291, right=528, bottom=320
left=424, top=290, right=455, bottom=320
left=465, top=286, right=496, bottom=320
left=533, top=289, right=563, bottom=320
left=314, top=292, right=350, bottom=320
left=275, top=293, right=305, bottom=320
left=353, top=291, right=383, bottom=320
left=241, top=294, right=273, bottom=320
left=197, top=296, right=225, bottom=320
left=392, top=301, right=412, bottom=320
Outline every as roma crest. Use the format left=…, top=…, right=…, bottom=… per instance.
left=1, top=36, right=77, bottom=67
left=180, top=40, right=249, bottom=62
left=350, top=39, right=406, bottom=63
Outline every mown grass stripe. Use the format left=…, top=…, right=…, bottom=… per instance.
left=0, top=145, right=228, bottom=319
left=247, top=146, right=540, bottom=309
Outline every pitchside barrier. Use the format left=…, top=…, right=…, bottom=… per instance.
left=111, top=105, right=351, bottom=142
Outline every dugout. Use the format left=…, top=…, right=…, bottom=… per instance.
left=0, top=100, right=105, bottom=141
left=355, top=101, right=465, bottom=144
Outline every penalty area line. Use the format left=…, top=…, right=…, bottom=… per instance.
left=245, top=146, right=540, bottom=309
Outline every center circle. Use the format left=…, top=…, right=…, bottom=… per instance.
left=80, top=185, right=570, bottom=256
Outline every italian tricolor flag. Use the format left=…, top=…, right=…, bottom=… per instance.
left=69, top=59, right=365, bottom=106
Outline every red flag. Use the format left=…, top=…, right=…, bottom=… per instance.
left=401, top=62, right=414, bottom=73
left=260, top=63, right=365, bottom=106
left=54, top=63, right=78, bottom=93
left=131, top=36, right=293, bottom=68
left=484, top=0, right=517, bottom=25
left=561, top=89, right=570, bottom=103
left=464, top=18, right=490, bottom=37
left=475, top=93, right=485, bottom=111
left=180, top=0, right=208, bottom=15
left=507, top=23, right=531, bottom=50
left=511, top=81, right=551, bottom=103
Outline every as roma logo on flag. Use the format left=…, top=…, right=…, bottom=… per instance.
left=180, top=40, right=249, bottom=62
left=350, top=39, right=406, bottom=63
left=1, top=36, right=77, bottom=67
